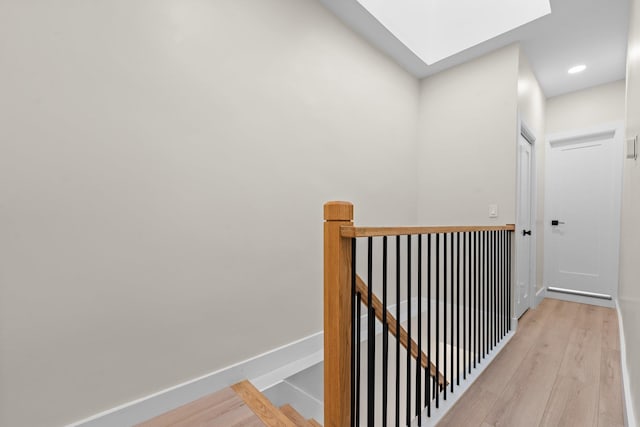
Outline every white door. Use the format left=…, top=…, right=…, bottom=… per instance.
left=515, top=130, right=534, bottom=318
left=545, top=125, right=623, bottom=306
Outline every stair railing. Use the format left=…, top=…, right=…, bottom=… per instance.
left=324, top=201, right=515, bottom=427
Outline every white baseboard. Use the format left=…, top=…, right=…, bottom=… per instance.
left=67, top=298, right=523, bottom=427
left=67, top=297, right=420, bottom=427
left=66, top=332, right=324, bottom=427
left=534, top=288, right=546, bottom=308
left=615, top=300, right=638, bottom=427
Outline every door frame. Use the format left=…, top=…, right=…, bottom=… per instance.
left=515, top=118, right=537, bottom=318
left=543, top=121, right=624, bottom=307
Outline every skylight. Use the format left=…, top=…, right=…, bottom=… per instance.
left=355, top=0, right=552, bottom=65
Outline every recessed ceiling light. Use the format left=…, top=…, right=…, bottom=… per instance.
left=568, top=64, right=587, bottom=74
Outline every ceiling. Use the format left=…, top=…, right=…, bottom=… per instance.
left=319, top=0, right=630, bottom=97
left=354, top=0, right=551, bottom=65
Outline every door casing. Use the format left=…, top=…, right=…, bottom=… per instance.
left=515, top=119, right=537, bottom=319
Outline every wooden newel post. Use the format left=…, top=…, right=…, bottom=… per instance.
left=324, top=201, right=354, bottom=427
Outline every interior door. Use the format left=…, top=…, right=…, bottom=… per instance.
left=515, top=132, right=533, bottom=318
left=545, top=127, right=623, bottom=305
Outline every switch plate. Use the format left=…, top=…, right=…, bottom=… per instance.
left=489, top=204, right=498, bottom=218
left=627, top=136, right=638, bottom=160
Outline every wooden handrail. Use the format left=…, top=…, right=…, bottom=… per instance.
left=355, top=275, right=448, bottom=387
left=341, top=224, right=515, bottom=238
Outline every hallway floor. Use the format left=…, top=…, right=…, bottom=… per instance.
left=438, top=298, right=624, bottom=427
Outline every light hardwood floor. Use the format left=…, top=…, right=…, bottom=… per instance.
left=438, top=298, right=624, bottom=427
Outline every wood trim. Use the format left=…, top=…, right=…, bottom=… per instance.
left=355, top=275, right=447, bottom=387
left=134, top=388, right=246, bottom=427
left=323, top=201, right=353, bottom=427
left=231, top=381, right=295, bottom=427
left=341, top=224, right=515, bottom=238
left=279, top=404, right=313, bottom=427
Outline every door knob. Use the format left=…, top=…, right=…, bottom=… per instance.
left=522, top=230, right=532, bottom=236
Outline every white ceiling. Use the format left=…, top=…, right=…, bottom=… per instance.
left=320, top=0, right=630, bottom=97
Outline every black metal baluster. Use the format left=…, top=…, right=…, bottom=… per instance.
left=426, top=234, right=432, bottom=417
left=495, top=231, right=498, bottom=347
left=479, top=231, right=483, bottom=360
left=367, top=238, right=375, bottom=427
left=504, top=231, right=508, bottom=336
left=456, top=232, right=460, bottom=386
left=471, top=231, right=478, bottom=369
left=485, top=231, right=488, bottom=358
left=489, top=230, right=496, bottom=350
left=464, top=232, right=469, bottom=377
left=508, top=231, right=512, bottom=332
left=498, top=231, right=502, bottom=341
left=450, top=233, right=454, bottom=393
left=494, top=231, right=498, bottom=348
left=488, top=230, right=492, bottom=353
left=505, top=231, right=509, bottom=333
left=356, top=293, right=362, bottom=427
left=500, top=230, right=504, bottom=340
left=383, top=237, right=389, bottom=427
left=443, top=233, right=448, bottom=400
left=475, top=231, right=480, bottom=366
left=396, top=236, right=401, bottom=427
left=469, top=232, right=472, bottom=366
left=498, top=231, right=502, bottom=339
left=351, top=239, right=357, bottom=427
left=490, top=231, right=494, bottom=351
left=435, top=233, right=440, bottom=409
left=480, top=231, right=483, bottom=359
left=480, top=231, right=487, bottom=359
left=478, top=231, right=482, bottom=362
left=417, top=235, right=422, bottom=423
left=407, top=236, right=412, bottom=426
left=504, top=231, right=508, bottom=335
left=484, top=231, right=490, bottom=357
left=472, top=232, right=476, bottom=368
left=470, top=231, right=474, bottom=372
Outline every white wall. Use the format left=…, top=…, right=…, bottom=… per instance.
left=0, top=1, right=420, bottom=425
left=517, top=51, right=546, bottom=292
left=620, top=0, right=640, bottom=423
left=417, top=44, right=520, bottom=225
left=546, top=80, right=626, bottom=134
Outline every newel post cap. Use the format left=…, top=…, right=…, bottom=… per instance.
left=324, top=201, right=353, bottom=221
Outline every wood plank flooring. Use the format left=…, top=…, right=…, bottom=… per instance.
left=438, top=298, right=624, bottom=427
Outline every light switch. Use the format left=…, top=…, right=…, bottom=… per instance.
left=489, top=204, right=498, bottom=218
left=627, top=136, right=638, bottom=160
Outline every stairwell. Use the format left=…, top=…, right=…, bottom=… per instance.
left=136, top=380, right=321, bottom=427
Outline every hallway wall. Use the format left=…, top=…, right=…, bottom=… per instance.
left=0, top=1, right=420, bottom=425
left=517, top=51, right=546, bottom=293
left=0, top=2, right=543, bottom=424
left=417, top=44, right=520, bottom=225
left=546, top=80, right=626, bottom=134
left=620, top=0, right=640, bottom=423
